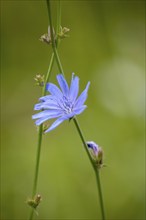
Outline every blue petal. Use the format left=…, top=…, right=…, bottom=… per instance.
left=87, top=141, right=99, bottom=156
left=45, top=116, right=67, bottom=132
left=46, top=83, right=63, bottom=99
left=69, top=73, right=79, bottom=103
left=57, top=74, right=69, bottom=96
left=74, top=105, right=87, bottom=115
left=35, top=112, right=62, bottom=126
left=39, top=95, right=53, bottom=102
left=32, top=109, right=62, bottom=119
left=65, top=111, right=75, bottom=119
left=34, top=99, right=60, bottom=110
left=75, top=82, right=90, bottom=108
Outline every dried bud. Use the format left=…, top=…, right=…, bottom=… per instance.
left=34, top=74, right=44, bottom=87
left=27, top=194, right=42, bottom=210
left=40, top=26, right=56, bottom=45
left=40, top=33, right=51, bottom=44
left=87, top=141, right=104, bottom=168
left=58, top=26, right=70, bottom=39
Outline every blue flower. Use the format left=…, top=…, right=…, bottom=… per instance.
left=32, top=73, right=90, bottom=132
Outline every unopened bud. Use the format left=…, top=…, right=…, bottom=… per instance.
left=87, top=141, right=104, bottom=168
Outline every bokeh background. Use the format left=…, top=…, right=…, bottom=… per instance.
left=1, top=0, right=145, bottom=219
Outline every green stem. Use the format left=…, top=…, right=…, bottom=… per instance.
left=95, top=169, right=106, bottom=220
left=73, top=117, right=95, bottom=170
left=29, top=1, right=61, bottom=220
left=32, top=126, right=43, bottom=197
left=46, top=0, right=64, bottom=75
left=56, top=0, right=61, bottom=47
left=46, top=1, right=106, bottom=219
left=29, top=125, right=43, bottom=220
left=73, top=118, right=105, bottom=220
left=29, top=53, right=55, bottom=220
left=29, top=55, right=55, bottom=220
left=43, top=53, right=55, bottom=96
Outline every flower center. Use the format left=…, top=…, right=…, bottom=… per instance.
left=62, top=96, right=73, bottom=114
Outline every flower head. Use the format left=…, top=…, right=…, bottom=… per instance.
left=32, top=73, right=90, bottom=132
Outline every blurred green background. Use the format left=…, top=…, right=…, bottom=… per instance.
left=1, top=0, right=145, bottom=219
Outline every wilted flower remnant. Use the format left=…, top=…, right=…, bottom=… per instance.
left=32, top=73, right=90, bottom=132
left=40, top=26, right=70, bottom=45
left=27, top=194, right=42, bottom=210
left=34, top=74, right=45, bottom=87
left=40, top=26, right=56, bottom=45
left=58, top=26, right=70, bottom=39
left=87, top=141, right=104, bottom=168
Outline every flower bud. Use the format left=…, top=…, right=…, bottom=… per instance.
left=87, top=141, right=104, bottom=168
left=34, top=74, right=44, bottom=87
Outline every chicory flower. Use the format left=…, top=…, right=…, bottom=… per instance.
left=32, top=73, right=90, bottom=132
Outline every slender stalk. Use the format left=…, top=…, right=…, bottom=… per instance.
left=43, top=53, right=55, bottom=96
left=73, top=117, right=105, bottom=220
left=43, top=0, right=61, bottom=90
left=29, top=125, right=43, bottom=220
left=46, top=1, right=106, bottom=219
left=56, top=0, right=61, bottom=47
left=32, top=126, right=43, bottom=196
left=73, top=117, right=95, bottom=170
left=29, top=58, right=55, bottom=220
left=95, top=169, right=106, bottom=220
left=29, top=1, right=61, bottom=220
left=46, top=0, right=64, bottom=75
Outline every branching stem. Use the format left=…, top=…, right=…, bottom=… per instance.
left=46, top=1, right=106, bottom=219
